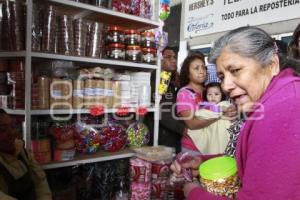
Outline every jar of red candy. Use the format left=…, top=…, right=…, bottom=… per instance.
left=141, top=48, right=157, bottom=65
left=51, top=121, right=75, bottom=150
left=112, top=0, right=131, bottom=14
left=126, top=45, right=141, bottom=62
left=99, top=122, right=127, bottom=152
left=125, top=29, right=140, bottom=46
left=106, top=43, right=125, bottom=60
left=106, top=26, right=125, bottom=45
left=141, top=31, right=155, bottom=48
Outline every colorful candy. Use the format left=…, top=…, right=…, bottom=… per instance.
left=74, top=122, right=101, bottom=154
left=127, top=122, right=150, bottom=148
left=100, top=123, right=127, bottom=152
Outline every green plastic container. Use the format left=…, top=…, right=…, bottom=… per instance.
left=198, top=156, right=239, bottom=198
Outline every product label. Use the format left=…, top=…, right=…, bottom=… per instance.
left=104, top=89, right=114, bottom=97
left=94, top=88, right=104, bottom=96
left=84, top=88, right=94, bottom=96
left=73, top=89, right=84, bottom=97
left=51, top=90, right=62, bottom=97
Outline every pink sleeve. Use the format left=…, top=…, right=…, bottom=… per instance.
left=188, top=187, right=230, bottom=200
left=235, top=97, right=300, bottom=200
left=176, top=88, right=197, bottom=114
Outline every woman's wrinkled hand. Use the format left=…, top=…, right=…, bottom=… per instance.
left=170, top=156, right=203, bottom=178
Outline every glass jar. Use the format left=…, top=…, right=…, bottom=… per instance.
left=126, top=45, right=141, bottom=62
left=106, top=43, right=125, bottom=60
left=125, top=29, right=140, bottom=46
left=199, top=156, right=240, bottom=199
left=106, top=26, right=125, bottom=45
left=141, top=31, right=155, bottom=48
left=141, top=48, right=157, bottom=64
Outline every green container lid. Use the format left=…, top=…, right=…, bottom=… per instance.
left=199, top=156, right=237, bottom=180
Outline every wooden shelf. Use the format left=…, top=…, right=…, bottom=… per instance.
left=43, top=148, right=135, bottom=169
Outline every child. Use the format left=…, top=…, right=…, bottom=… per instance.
left=189, top=82, right=231, bottom=155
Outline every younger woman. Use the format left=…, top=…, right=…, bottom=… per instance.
left=176, top=54, right=234, bottom=158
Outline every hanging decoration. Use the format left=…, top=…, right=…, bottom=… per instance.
left=159, top=0, right=171, bottom=21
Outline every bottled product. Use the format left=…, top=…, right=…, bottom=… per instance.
left=141, top=48, right=157, bottom=64
left=106, top=43, right=125, bottom=60
left=141, top=31, right=155, bottom=48
left=126, top=45, right=141, bottom=62
left=106, top=26, right=125, bottom=44
left=125, top=29, right=140, bottom=46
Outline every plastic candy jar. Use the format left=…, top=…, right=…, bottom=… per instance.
left=126, top=45, right=141, bottom=62
left=199, top=156, right=240, bottom=199
left=106, top=43, right=125, bottom=60
left=141, top=48, right=157, bottom=64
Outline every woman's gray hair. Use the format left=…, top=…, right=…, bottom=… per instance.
left=209, top=26, right=276, bottom=66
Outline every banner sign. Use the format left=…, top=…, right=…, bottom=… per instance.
left=183, top=0, right=300, bottom=38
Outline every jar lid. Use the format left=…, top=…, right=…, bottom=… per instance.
left=127, top=45, right=141, bottom=50
left=125, top=29, right=140, bottom=34
left=108, top=43, right=125, bottom=48
left=142, top=48, right=157, bottom=53
left=199, top=156, right=237, bottom=180
left=107, top=26, right=125, bottom=32
left=141, top=31, right=155, bottom=37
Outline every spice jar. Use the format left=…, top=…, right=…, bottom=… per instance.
left=199, top=156, right=240, bottom=199
left=141, top=48, right=157, bottom=64
left=106, top=43, right=125, bottom=60
left=126, top=45, right=141, bottom=62
left=106, top=26, right=125, bottom=44
left=125, top=29, right=140, bottom=46
left=141, top=31, right=155, bottom=48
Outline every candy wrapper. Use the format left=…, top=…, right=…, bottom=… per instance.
left=112, top=0, right=131, bottom=14
left=99, top=123, right=127, bottom=152
left=151, top=160, right=171, bottom=180
left=130, top=182, right=151, bottom=200
left=74, top=122, right=101, bottom=154
left=158, top=71, right=171, bottom=95
left=171, top=152, right=195, bottom=183
left=130, top=157, right=152, bottom=183
left=51, top=121, right=75, bottom=150
left=127, top=121, right=150, bottom=148
left=151, top=179, right=167, bottom=200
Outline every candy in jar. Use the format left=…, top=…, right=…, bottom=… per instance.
left=74, top=122, right=101, bottom=154
left=127, top=122, right=150, bottom=148
left=99, top=122, right=127, bottom=152
left=199, top=156, right=240, bottom=199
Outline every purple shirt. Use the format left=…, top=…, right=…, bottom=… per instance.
left=188, top=69, right=300, bottom=200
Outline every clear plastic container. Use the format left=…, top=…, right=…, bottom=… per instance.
left=141, top=47, right=157, bottom=64
left=141, top=31, right=155, bottom=48
left=126, top=45, right=141, bottom=62
left=199, top=156, right=240, bottom=198
left=106, top=26, right=125, bottom=45
left=106, top=43, right=125, bottom=60
left=125, top=29, right=140, bottom=46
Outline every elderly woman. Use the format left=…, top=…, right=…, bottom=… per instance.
left=0, top=110, right=52, bottom=200
left=172, top=26, right=300, bottom=199
left=288, top=23, right=300, bottom=59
